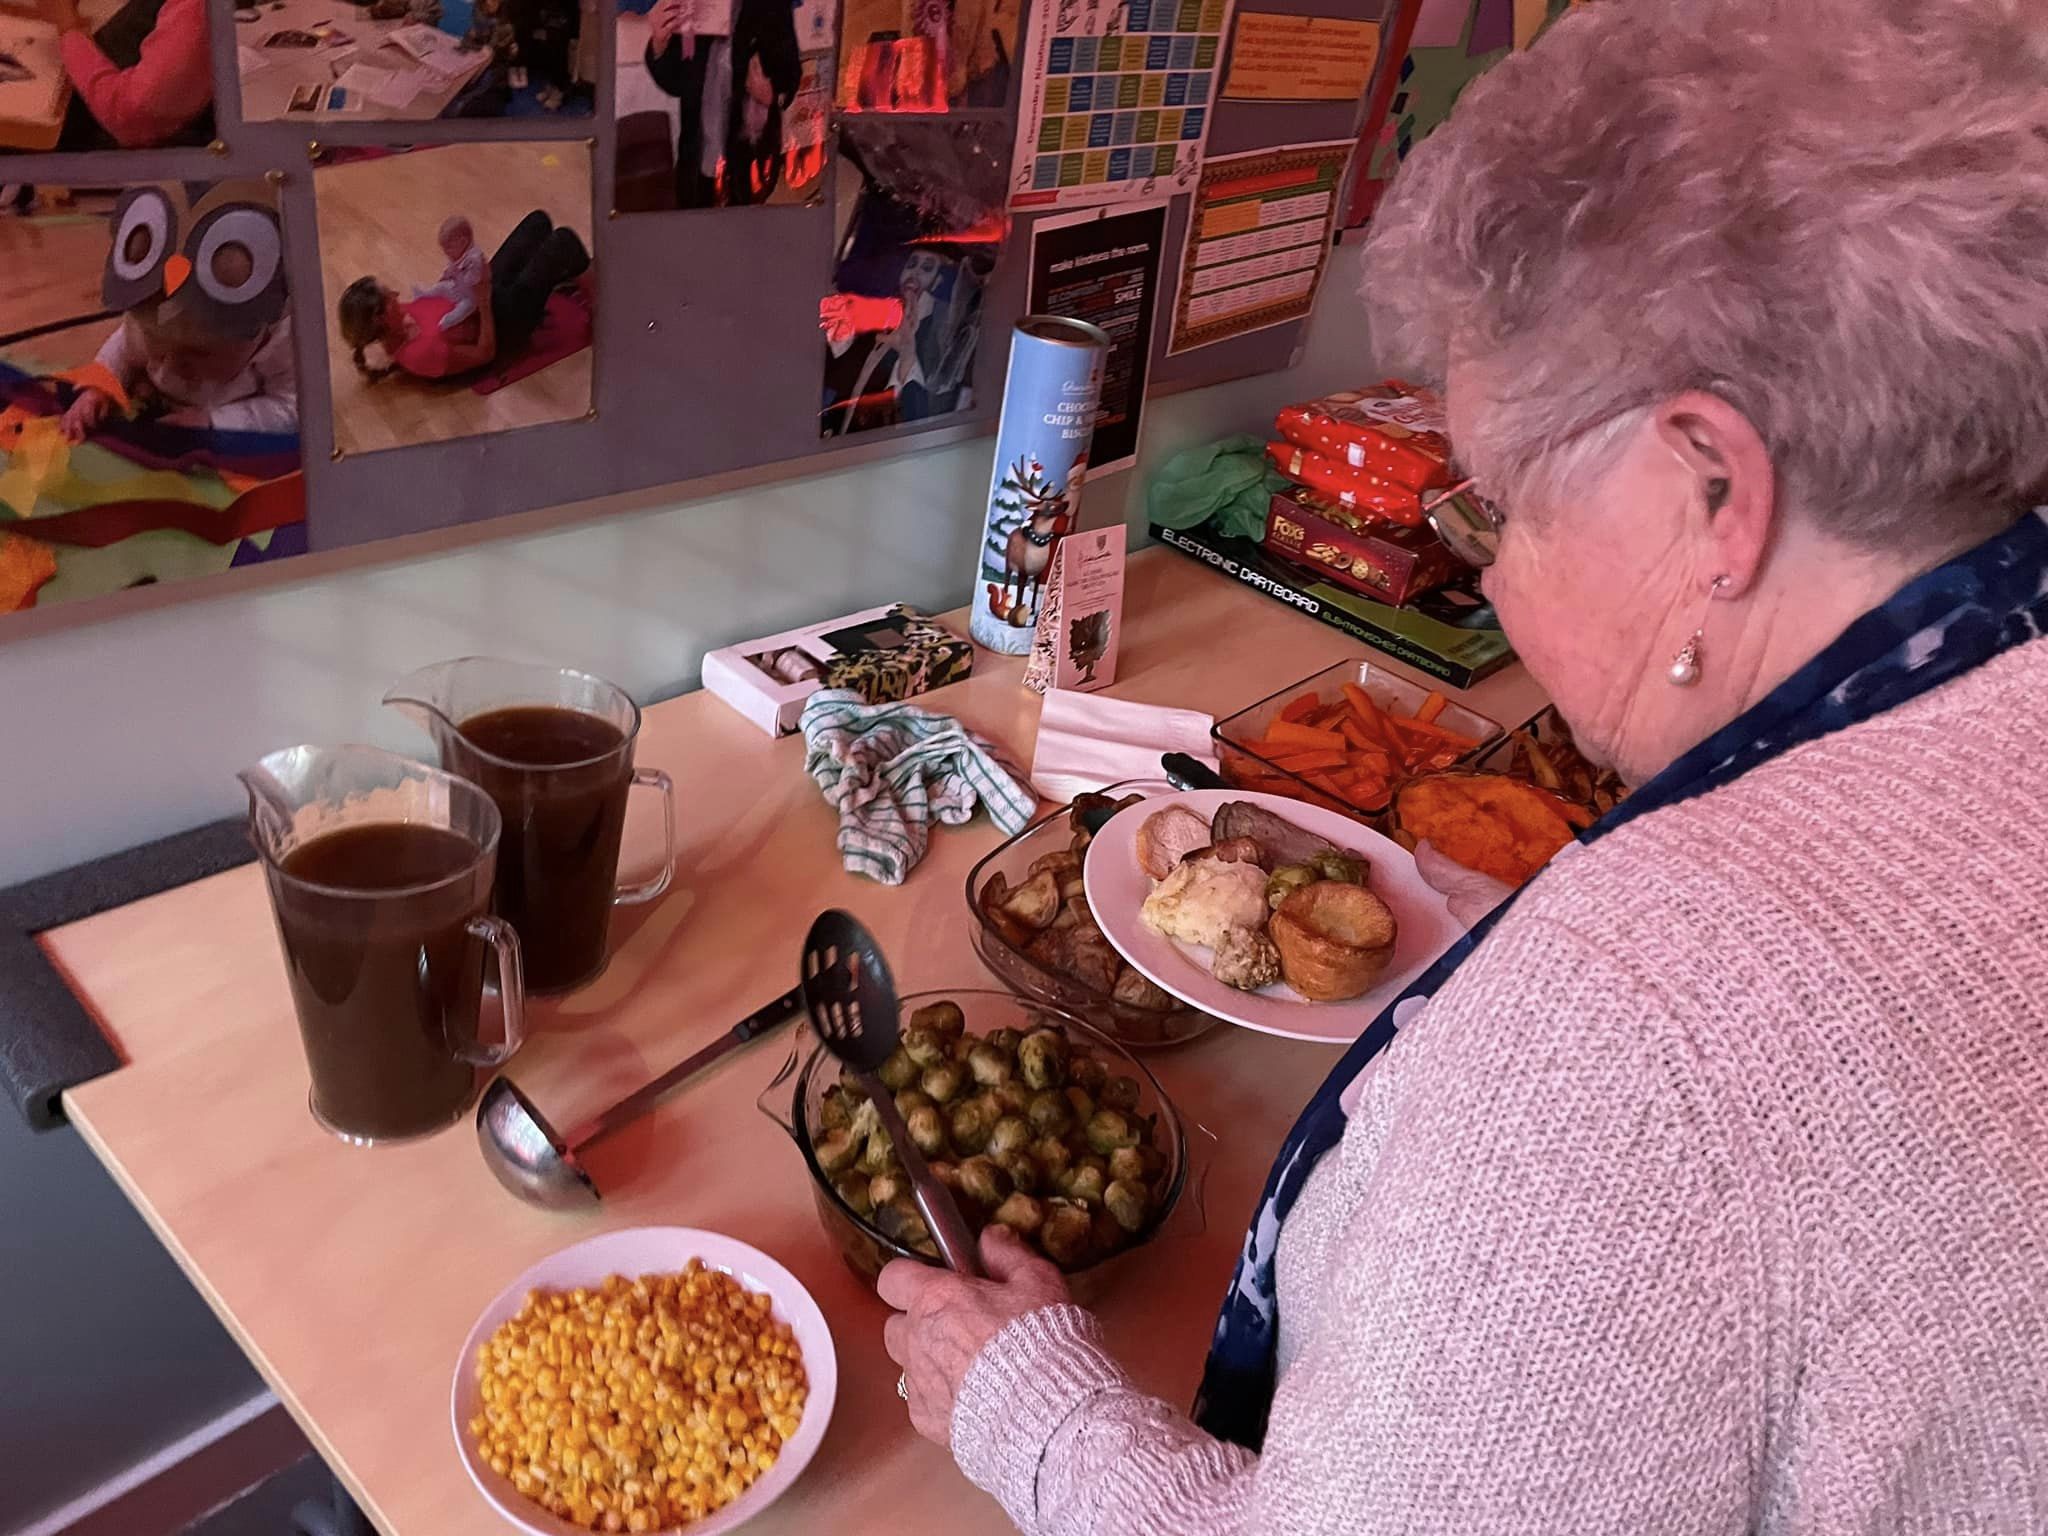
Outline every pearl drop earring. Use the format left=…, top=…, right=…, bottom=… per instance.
left=1668, top=576, right=1730, bottom=687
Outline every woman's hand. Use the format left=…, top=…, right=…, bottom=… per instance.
left=878, top=1225, right=1071, bottom=1446
left=745, top=52, right=775, bottom=105
left=647, top=0, right=682, bottom=51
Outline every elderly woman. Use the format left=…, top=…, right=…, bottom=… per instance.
left=880, top=0, right=2048, bottom=1529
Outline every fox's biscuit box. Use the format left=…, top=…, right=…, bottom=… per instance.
left=1263, top=487, right=1459, bottom=606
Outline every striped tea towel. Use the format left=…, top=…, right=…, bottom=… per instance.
left=799, top=689, right=1039, bottom=885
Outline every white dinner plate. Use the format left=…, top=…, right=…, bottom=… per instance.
left=451, top=1226, right=837, bottom=1536
left=1083, top=789, right=1463, bottom=1043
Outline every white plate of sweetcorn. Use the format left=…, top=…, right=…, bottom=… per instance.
left=452, top=1227, right=837, bottom=1536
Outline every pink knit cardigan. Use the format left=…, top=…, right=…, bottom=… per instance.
left=951, top=636, right=2048, bottom=1534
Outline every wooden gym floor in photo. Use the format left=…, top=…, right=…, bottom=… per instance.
left=0, top=193, right=122, bottom=374
left=315, top=140, right=595, bottom=457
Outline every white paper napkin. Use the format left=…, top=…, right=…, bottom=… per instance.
left=1030, top=689, right=1220, bottom=803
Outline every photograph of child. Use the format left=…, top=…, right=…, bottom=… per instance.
left=231, top=0, right=595, bottom=123
left=612, top=0, right=828, bottom=211
left=819, top=118, right=1007, bottom=437
left=835, top=0, right=1017, bottom=112
left=0, top=180, right=305, bottom=616
left=0, top=0, right=213, bottom=153
left=317, top=141, right=595, bottom=455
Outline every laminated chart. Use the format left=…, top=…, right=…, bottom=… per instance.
left=1010, top=0, right=1236, bottom=211
left=1166, top=139, right=1353, bottom=353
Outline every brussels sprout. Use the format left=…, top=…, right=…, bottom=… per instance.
left=859, top=1125, right=899, bottom=1175
left=838, top=1060, right=865, bottom=1092
left=987, top=1113, right=1033, bottom=1160
left=906, top=1105, right=947, bottom=1157
left=813, top=1128, right=859, bottom=1175
left=991, top=1081, right=1034, bottom=1117
left=873, top=1197, right=930, bottom=1249
left=1040, top=1201, right=1095, bottom=1267
left=1027, top=1088, right=1074, bottom=1137
left=1086, top=1108, right=1139, bottom=1155
left=955, top=1156, right=1012, bottom=1208
left=921, top=1061, right=966, bottom=1104
left=1104, top=1178, right=1150, bottom=1233
left=967, top=1042, right=1014, bottom=1088
left=1062, top=1158, right=1108, bottom=1206
left=1064, top=1086, right=1097, bottom=1125
left=1072, top=1055, right=1109, bottom=1095
left=995, top=1148, right=1043, bottom=1195
left=986, top=1027, right=1023, bottom=1057
left=869, top=1169, right=908, bottom=1207
left=846, top=1096, right=881, bottom=1142
left=1266, top=863, right=1319, bottom=911
left=1018, top=1029, right=1071, bottom=1090
left=833, top=1170, right=874, bottom=1217
left=929, top=1159, right=959, bottom=1191
left=1311, top=851, right=1364, bottom=885
left=949, top=1099, right=994, bottom=1155
left=909, top=1000, right=966, bottom=1038
left=894, top=1088, right=935, bottom=1119
left=1100, top=1075, right=1141, bottom=1114
left=1091, top=1205, right=1127, bottom=1257
left=1032, top=1134, right=1075, bottom=1180
left=991, top=1192, right=1047, bottom=1236
left=818, top=1085, right=854, bottom=1133
left=902, top=1025, right=950, bottom=1068
left=877, top=1048, right=919, bottom=1091
left=1107, top=1145, right=1146, bottom=1185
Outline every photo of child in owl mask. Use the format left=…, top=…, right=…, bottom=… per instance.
left=0, top=180, right=306, bottom=617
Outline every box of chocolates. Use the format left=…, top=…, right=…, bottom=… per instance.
left=1262, top=487, right=1459, bottom=606
left=702, top=604, right=973, bottom=736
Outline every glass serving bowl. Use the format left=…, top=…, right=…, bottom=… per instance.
left=964, top=784, right=1218, bottom=1049
left=756, top=990, right=1188, bottom=1295
left=1212, top=658, right=1505, bottom=829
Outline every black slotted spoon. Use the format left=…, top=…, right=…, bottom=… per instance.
left=799, top=910, right=982, bottom=1275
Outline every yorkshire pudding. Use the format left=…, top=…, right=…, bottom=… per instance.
left=1270, top=880, right=1398, bottom=1001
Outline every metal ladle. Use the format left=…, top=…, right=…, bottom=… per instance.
left=476, top=986, right=804, bottom=1209
left=799, top=910, right=982, bottom=1275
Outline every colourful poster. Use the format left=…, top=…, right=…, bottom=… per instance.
left=1222, top=12, right=1379, bottom=101
left=1165, top=139, right=1352, bottom=355
left=1009, top=0, right=1236, bottom=212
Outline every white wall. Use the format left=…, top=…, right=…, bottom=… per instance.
left=0, top=254, right=1372, bottom=1534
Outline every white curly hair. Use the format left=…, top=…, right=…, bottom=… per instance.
left=1359, top=0, right=2048, bottom=549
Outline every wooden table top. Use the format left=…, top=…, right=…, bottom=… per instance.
left=51, top=548, right=1545, bottom=1535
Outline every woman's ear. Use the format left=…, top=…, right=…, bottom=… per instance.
left=1653, top=391, right=1776, bottom=599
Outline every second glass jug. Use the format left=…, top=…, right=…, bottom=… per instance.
left=385, top=658, right=676, bottom=992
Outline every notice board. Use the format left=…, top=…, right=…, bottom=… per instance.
left=0, top=0, right=1395, bottom=622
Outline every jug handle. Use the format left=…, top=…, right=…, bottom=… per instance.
left=457, top=915, right=527, bottom=1067
left=616, top=768, right=676, bottom=906
left=755, top=1034, right=804, bottom=1141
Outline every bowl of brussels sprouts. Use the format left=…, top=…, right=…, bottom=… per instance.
left=757, top=989, right=1188, bottom=1285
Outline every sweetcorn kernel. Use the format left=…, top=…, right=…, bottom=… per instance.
left=472, top=1261, right=806, bottom=1531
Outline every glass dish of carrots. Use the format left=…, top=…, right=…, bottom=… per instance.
left=1212, top=661, right=1505, bottom=825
